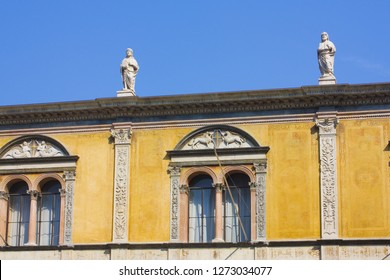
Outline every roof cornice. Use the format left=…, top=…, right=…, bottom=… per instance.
left=0, top=83, right=390, bottom=125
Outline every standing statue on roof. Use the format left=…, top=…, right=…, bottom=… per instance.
left=317, top=32, right=336, bottom=84
left=120, top=48, right=139, bottom=95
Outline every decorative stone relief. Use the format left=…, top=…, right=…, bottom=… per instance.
left=111, top=128, right=132, bottom=144
left=183, top=129, right=252, bottom=150
left=2, top=140, right=64, bottom=159
left=253, top=160, right=267, bottom=241
left=63, top=170, right=75, bottom=245
left=111, top=127, right=132, bottom=243
left=315, top=117, right=339, bottom=239
left=168, top=166, right=181, bottom=241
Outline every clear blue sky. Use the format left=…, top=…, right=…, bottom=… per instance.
left=1, top=0, right=389, bottom=105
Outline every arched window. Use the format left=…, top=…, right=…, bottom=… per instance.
left=168, top=125, right=269, bottom=243
left=7, top=181, right=30, bottom=246
left=224, top=173, right=251, bottom=242
left=188, top=174, right=215, bottom=243
left=37, top=180, right=61, bottom=246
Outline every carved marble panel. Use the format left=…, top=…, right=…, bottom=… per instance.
left=63, top=170, right=75, bottom=245
left=254, top=161, right=267, bottom=241
left=111, top=127, right=132, bottom=243
left=2, top=139, right=65, bottom=159
left=168, top=166, right=181, bottom=241
left=182, top=129, right=253, bottom=150
left=316, top=117, right=339, bottom=239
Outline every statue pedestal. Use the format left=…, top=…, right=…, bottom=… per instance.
left=319, top=76, right=336, bottom=85
left=117, top=89, right=136, bottom=97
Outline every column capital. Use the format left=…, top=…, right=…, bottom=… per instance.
left=315, top=117, right=339, bottom=135
left=59, top=188, right=67, bottom=197
left=27, top=190, right=40, bottom=200
left=0, top=190, right=9, bottom=201
left=249, top=182, right=258, bottom=190
left=212, top=183, right=225, bottom=192
left=167, top=166, right=181, bottom=177
left=179, top=184, right=189, bottom=194
left=111, top=127, right=132, bottom=144
left=63, top=170, right=76, bottom=181
left=253, top=161, right=267, bottom=173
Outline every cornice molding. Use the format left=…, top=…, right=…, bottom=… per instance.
left=0, top=83, right=389, bottom=126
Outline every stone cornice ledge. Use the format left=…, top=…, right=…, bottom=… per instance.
left=0, top=82, right=389, bottom=125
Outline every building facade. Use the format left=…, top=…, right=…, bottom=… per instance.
left=0, top=83, right=389, bottom=260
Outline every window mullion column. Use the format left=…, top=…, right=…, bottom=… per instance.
left=0, top=191, right=9, bottom=246
left=58, top=188, right=66, bottom=245
left=26, top=190, right=39, bottom=246
left=212, top=183, right=224, bottom=242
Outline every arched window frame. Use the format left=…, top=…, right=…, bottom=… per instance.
left=0, top=135, right=77, bottom=247
left=167, top=125, right=269, bottom=243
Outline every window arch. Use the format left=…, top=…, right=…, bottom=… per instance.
left=7, top=181, right=30, bottom=246
left=37, top=180, right=61, bottom=246
left=188, top=174, right=215, bottom=243
left=224, top=172, right=251, bottom=242
left=168, top=125, right=269, bottom=243
left=0, top=135, right=77, bottom=246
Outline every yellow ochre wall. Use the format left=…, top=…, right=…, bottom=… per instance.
left=338, top=118, right=390, bottom=238
left=129, top=127, right=193, bottom=242
left=1, top=117, right=389, bottom=244
left=266, top=122, right=321, bottom=239
left=52, top=132, right=115, bottom=243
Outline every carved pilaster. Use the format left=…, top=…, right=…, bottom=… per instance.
left=27, top=190, right=40, bottom=246
left=168, top=166, right=181, bottom=242
left=315, top=117, right=339, bottom=239
left=253, top=160, right=267, bottom=241
left=111, top=127, right=132, bottom=243
left=63, top=170, right=76, bottom=245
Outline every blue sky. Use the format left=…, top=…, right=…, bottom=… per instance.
left=0, top=0, right=389, bottom=105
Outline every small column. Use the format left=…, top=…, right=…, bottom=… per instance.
left=59, top=188, right=67, bottom=245
left=253, top=160, right=267, bottom=241
left=63, top=170, right=76, bottom=245
left=168, top=166, right=181, bottom=242
left=315, top=117, right=339, bottom=239
left=111, top=128, right=132, bottom=243
left=26, top=190, right=39, bottom=246
left=179, top=184, right=189, bottom=242
left=212, top=183, right=224, bottom=243
left=249, top=182, right=257, bottom=241
left=0, top=191, right=9, bottom=246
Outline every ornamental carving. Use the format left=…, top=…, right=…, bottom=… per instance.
left=256, top=176, right=266, bottom=240
left=315, top=118, right=339, bottom=135
left=63, top=170, right=76, bottom=245
left=253, top=161, right=267, bottom=173
left=2, top=139, right=65, bottom=159
left=316, top=117, right=339, bottom=239
left=113, top=145, right=129, bottom=240
left=168, top=166, right=181, bottom=241
left=111, top=128, right=132, bottom=144
left=182, top=129, right=253, bottom=150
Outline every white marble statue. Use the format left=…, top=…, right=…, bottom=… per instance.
left=120, top=48, right=139, bottom=94
left=317, top=32, right=336, bottom=80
